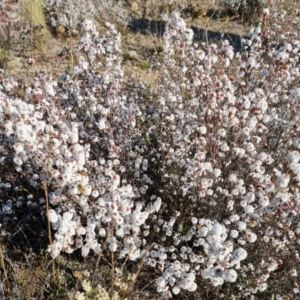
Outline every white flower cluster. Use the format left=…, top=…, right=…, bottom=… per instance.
left=42, top=0, right=128, bottom=34
left=1, top=3, right=300, bottom=299
left=157, top=262, right=197, bottom=295
left=221, top=0, right=247, bottom=10
left=221, top=0, right=267, bottom=11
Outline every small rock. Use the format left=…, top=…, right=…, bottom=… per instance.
left=131, top=2, right=139, bottom=12
left=124, top=50, right=140, bottom=62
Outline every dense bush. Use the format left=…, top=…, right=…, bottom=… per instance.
left=0, top=2, right=300, bottom=299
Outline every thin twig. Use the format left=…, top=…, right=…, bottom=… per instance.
left=94, top=233, right=108, bottom=272
left=109, top=219, right=116, bottom=298
left=120, top=249, right=133, bottom=273
left=119, top=253, right=146, bottom=300
left=0, top=244, right=7, bottom=280
left=43, top=141, right=58, bottom=300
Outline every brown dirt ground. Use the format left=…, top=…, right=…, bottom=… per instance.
left=3, top=0, right=250, bottom=85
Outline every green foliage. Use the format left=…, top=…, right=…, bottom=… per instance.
left=155, top=45, right=163, bottom=55
left=0, top=47, right=6, bottom=68
left=58, top=46, right=71, bottom=58
left=0, top=47, right=6, bottom=61
left=140, top=60, right=150, bottom=69
left=271, top=294, right=275, bottom=300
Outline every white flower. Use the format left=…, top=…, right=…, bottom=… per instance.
left=276, top=174, right=290, bottom=188
left=153, top=197, right=162, bottom=212
left=227, top=200, right=234, bottom=211
left=13, top=142, right=24, bottom=153
left=13, top=156, right=23, bottom=166
left=187, top=282, right=197, bottom=292
left=82, top=280, right=92, bottom=292
left=201, top=268, right=212, bottom=279
left=83, top=19, right=94, bottom=31
left=27, top=58, right=35, bottom=66
left=63, top=211, right=73, bottom=221
left=197, top=226, right=208, bottom=237
left=76, top=226, right=86, bottom=235
left=265, top=227, right=274, bottom=236
left=45, top=82, right=55, bottom=96
left=191, top=217, right=197, bottom=225
left=237, top=221, right=247, bottom=231
left=240, top=200, right=247, bottom=208
left=290, top=269, right=298, bottom=277
left=156, top=277, right=166, bottom=288
left=228, top=173, right=237, bottom=182
left=267, top=261, right=278, bottom=272
left=172, top=286, right=180, bottom=295
left=245, top=231, right=257, bottom=243
left=210, top=222, right=224, bottom=236
left=181, top=246, right=187, bottom=253
left=98, top=118, right=106, bottom=130
left=75, top=292, right=85, bottom=300
left=224, top=269, right=237, bottom=282
left=199, top=126, right=207, bottom=134
left=213, top=169, right=222, bottom=178
left=263, top=8, right=269, bottom=15
left=259, top=195, right=269, bottom=207
left=48, top=241, right=62, bottom=258
left=210, top=277, right=223, bottom=286
left=184, top=28, right=194, bottom=44
left=92, top=190, right=99, bottom=198
left=99, top=228, right=106, bottom=237
left=48, top=209, right=59, bottom=223
left=232, top=248, right=247, bottom=261
left=68, top=185, right=79, bottom=195
left=168, top=246, right=175, bottom=252
left=172, top=17, right=186, bottom=30
left=257, top=283, right=268, bottom=292
left=81, top=245, right=90, bottom=257
left=230, top=230, right=239, bottom=238
left=83, top=185, right=92, bottom=196
left=244, top=205, right=254, bottom=214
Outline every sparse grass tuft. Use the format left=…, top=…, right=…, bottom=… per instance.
left=20, top=0, right=46, bottom=27
left=20, top=0, right=49, bottom=52
left=140, top=60, right=150, bottom=69
left=0, top=47, right=6, bottom=68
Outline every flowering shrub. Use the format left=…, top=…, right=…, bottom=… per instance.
left=1, top=2, right=300, bottom=299
left=42, top=0, right=128, bottom=35
left=221, top=0, right=266, bottom=24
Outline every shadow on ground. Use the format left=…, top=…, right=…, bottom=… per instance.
left=128, top=18, right=248, bottom=51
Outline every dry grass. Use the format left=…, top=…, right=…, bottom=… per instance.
left=20, top=0, right=46, bottom=27
left=19, top=0, right=50, bottom=52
